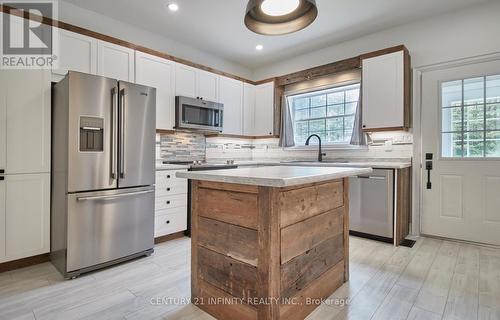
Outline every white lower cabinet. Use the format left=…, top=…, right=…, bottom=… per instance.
left=155, top=170, right=188, bottom=237
left=0, top=173, right=50, bottom=263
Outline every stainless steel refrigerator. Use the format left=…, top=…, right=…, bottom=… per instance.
left=51, top=71, right=156, bottom=278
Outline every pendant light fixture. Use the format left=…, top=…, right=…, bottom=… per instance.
left=245, top=0, right=318, bottom=35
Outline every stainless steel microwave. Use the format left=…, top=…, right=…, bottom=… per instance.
left=175, top=96, right=223, bottom=132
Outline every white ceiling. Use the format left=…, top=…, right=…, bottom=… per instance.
left=61, top=0, right=491, bottom=69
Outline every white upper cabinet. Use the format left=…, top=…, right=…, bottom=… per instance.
left=243, top=83, right=256, bottom=136
left=254, top=82, right=275, bottom=136
left=53, top=28, right=97, bottom=76
left=97, top=40, right=135, bottom=81
left=175, top=64, right=198, bottom=98
left=362, top=50, right=408, bottom=131
left=197, top=70, right=219, bottom=101
left=219, top=76, right=244, bottom=135
left=135, top=52, right=176, bottom=130
left=0, top=70, right=50, bottom=175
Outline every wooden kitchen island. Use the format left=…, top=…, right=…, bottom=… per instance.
left=177, top=166, right=372, bottom=320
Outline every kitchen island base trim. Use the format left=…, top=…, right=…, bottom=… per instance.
left=190, top=178, right=349, bottom=320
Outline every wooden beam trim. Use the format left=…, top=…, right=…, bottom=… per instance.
left=0, top=253, right=50, bottom=273
left=154, top=231, right=185, bottom=244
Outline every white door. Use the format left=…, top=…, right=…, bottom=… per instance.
left=53, top=28, right=97, bottom=76
left=243, top=83, right=256, bottom=136
left=197, top=70, right=218, bottom=102
left=135, top=52, right=176, bottom=130
left=97, top=40, right=135, bottom=81
left=255, top=82, right=275, bottom=136
left=1, top=69, right=51, bottom=174
left=4, top=173, right=50, bottom=261
left=175, top=64, right=197, bottom=98
left=421, top=58, right=500, bottom=245
left=219, top=76, right=243, bottom=135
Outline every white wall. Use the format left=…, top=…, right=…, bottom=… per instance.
left=252, top=1, right=500, bottom=80
left=58, top=1, right=253, bottom=79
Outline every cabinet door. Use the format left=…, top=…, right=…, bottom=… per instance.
left=97, top=40, right=135, bottom=81
left=0, top=179, right=5, bottom=259
left=243, top=83, right=256, bottom=136
left=362, top=51, right=404, bottom=130
left=135, top=52, right=176, bottom=130
left=53, top=28, right=97, bottom=75
left=4, top=173, right=50, bottom=261
left=175, top=64, right=197, bottom=98
left=1, top=70, right=51, bottom=174
left=219, top=76, right=244, bottom=135
left=254, top=82, right=275, bottom=136
left=197, top=70, right=218, bottom=101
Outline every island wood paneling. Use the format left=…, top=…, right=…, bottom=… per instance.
left=281, top=207, right=344, bottom=264
left=191, top=179, right=349, bottom=320
left=279, top=261, right=345, bottom=320
left=197, top=187, right=258, bottom=230
left=198, top=217, right=258, bottom=266
left=280, top=233, right=344, bottom=298
left=197, top=279, right=258, bottom=320
left=197, top=246, right=258, bottom=300
left=395, top=167, right=412, bottom=245
left=279, top=180, right=343, bottom=227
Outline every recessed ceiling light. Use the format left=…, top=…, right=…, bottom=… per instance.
left=167, top=3, right=179, bottom=12
left=261, top=0, right=300, bottom=16
left=255, top=44, right=264, bottom=51
left=245, top=0, right=318, bottom=35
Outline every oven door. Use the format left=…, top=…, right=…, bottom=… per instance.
left=175, top=96, right=223, bottom=132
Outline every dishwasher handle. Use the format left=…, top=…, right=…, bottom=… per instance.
left=356, top=175, right=386, bottom=180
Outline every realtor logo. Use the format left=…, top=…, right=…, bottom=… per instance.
left=1, top=1, right=58, bottom=69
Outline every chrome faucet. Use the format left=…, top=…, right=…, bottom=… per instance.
left=305, top=134, right=326, bottom=162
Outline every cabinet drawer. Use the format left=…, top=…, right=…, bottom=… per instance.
left=156, top=182, right=187, bottom=197
left=155, top=209, right=187, bottom=237
left=155, top=194, right=187, bottom=211
left=156, top=170, right=187, bottom=188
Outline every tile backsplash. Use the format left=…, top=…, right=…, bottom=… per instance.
left=156, top=131, right=206, bottom=161
left=157, top=130, right=413, bottom=162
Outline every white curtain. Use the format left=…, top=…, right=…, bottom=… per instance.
left=278, top=96, right=295, bottom=148
left=350, top=92, right=366, bottom=145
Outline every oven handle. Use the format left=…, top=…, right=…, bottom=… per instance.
left=77, top=190, right=154, bottom=201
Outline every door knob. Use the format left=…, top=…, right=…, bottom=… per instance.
left=425, top=153, right=433, bottom=189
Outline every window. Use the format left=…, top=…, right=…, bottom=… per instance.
left=288, top=83, right=360, bottom=145
left=441, top=75, right=500, bottom=158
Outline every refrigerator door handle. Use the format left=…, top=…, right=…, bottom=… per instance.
left=111, top=87, right=118, bottom=179
left=119, top=88, right=126, bottom=179
left=76, top=189, right=154, bottom=201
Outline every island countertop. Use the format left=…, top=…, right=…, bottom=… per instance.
left=176, top=165, right=373, bottom=187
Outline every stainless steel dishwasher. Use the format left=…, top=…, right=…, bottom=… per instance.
left=349, top=169, right=394, bottom=243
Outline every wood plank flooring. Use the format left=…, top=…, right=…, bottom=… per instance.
left=0, top=236, right=498, bottom=320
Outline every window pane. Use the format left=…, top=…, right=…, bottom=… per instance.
left=442, top=107, right=462, bottom=132
left=464, top=77, right=484, bottom=106
left=486, top=75, right=500, bottom=103
left=344, top=129, right=354, bottom=142
left=327, top=130, right=343, bottom=143
left=327, top=104, right=344, bottom=117
left=327, top=91, right=344, bottom=105
left=311, top=95, right=326, bottom=107
left=345, top=89, right=360, bottom=103
left=294, top=108, right=309, bottom=120
left=345, top=102, right=357, bottom=115
left=464, top=131, right=485, bottom=157
left=486, top=104, right=500, bottom=130
left=464, top=105, right=484, bottom=131
left=486, top=131, right=500, bottom=157
left=442, top=132, right=463, bottom=157
left=293, top=97, right=309, bottom=110
left=344, top=115, right=355, bottom=130
left=442, top=80, right=462, bottom=107
left=310, top=106, right=326, bottom=118
left=308, top=119, right=325, bottom=132
left=326, top=118, right=343, bottom=131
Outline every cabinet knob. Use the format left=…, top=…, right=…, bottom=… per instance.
left=167, top=175, right=171, bottom=178
left=166, top=187, right=171, bottom=191
left=0, top=169, right=4, bottom=174
left=166, top=220, right=170, bottom=224
left=166, top=200, right=170, bottom=204
left=362, top=125, right=366, bottom=128
left=0, top=177, right=4, bottom=181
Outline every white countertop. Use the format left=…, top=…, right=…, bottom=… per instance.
left=207, top=159, right=411, bottom=169
left=176, top=166, right=372, bottom=187
left=155, top=163, right=190, bottom=171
